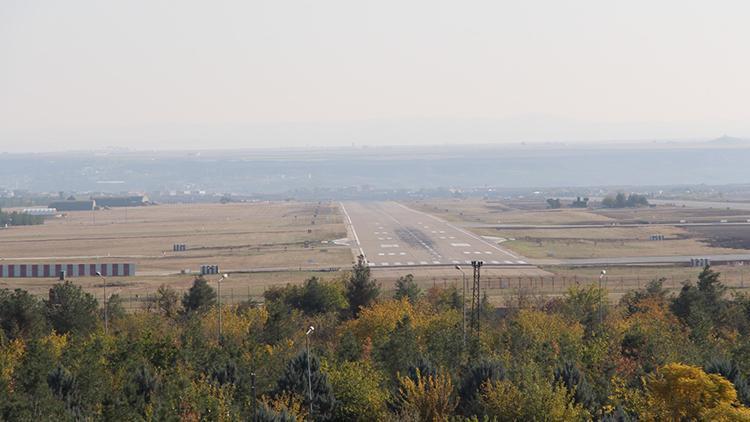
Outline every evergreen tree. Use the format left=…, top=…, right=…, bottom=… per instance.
left=378, top=315, right=420, bottom=378
left=345, top=255, right=379, bottom=317
left=274, top=351, right=336, bottom=420
left=394, top=274, right=422, bottom=304
left=554, top=361, right=597, bottom=411
left=458, top=360, right=506, bottom=414
left=705, top=359, right=750, bottom=406
left=181, top=276, right=216, bottom=313
left=0, top=288, right=47, bottom=340
left=44, top=281, right=99, bottom=335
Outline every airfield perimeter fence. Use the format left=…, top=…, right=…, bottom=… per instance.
left=117, top=272, right=750, bottom=312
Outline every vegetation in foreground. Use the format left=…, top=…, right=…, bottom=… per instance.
left=3, top=259, right=750, bottom=420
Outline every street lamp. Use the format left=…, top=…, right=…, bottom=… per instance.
left=599, top=270, right=606, bottom=325
left=305, top=325, right=315, bottom=417
left=217, top=273, right=228, bottom=342
left=95, top=271, right=107, bottom=335
left=454, top=265, right=467, bottom=352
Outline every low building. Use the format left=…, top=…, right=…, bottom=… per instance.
left=92, top=195, right=149, bottom=207
left=23, top=208, right=59, bottom=216
left=48, top=200, right=96, bottom=211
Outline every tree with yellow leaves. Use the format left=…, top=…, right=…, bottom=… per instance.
left=646, top=363, right=750, bottom=420
left=394, top=368, right=457, bottom=421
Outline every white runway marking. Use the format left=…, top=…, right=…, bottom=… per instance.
left=474, top=251, right=482, bottom=255
left=394, top=262, right=402, bottom=265
left=449, top=236, right=456, bottom=239
left=432, top=261, right=441, bottom=264
left=452, top=243, right=471, bottom=247
left=378, top=252, right=385, bottom=256
left=504, top=260, right=513, bottom=264
left=452, top=260, right=460, bottom=264
left=517, top=260, right=527, bottom=264
left=463, top=251, right=471, bottom=254
left=420, top=261, right=428, bottom=265
left=491, top=260, right=500, bottom=264
left=485, top=251, right=492, bottom=254
left=388, top=252, right=396, bottom=256
left=399, top=252, right=406, bottom=255
left=381, top=244, right=399, bottom=248
left=407, top=261, right=415, bottom=265
left=381, top=262, right=389, bottom=266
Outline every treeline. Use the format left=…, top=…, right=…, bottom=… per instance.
left=0, top=208, right=43, bottom=226
left=3, top=261, right=750, bottom=420
left=601, top=192, right=650, bottom=208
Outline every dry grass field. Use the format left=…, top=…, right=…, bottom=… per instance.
left=0, top=202, right=351, bottom=274
left=409, top=198, right=750, bottom=259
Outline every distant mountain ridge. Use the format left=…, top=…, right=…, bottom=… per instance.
left=710, top=135, right=750, bottom=145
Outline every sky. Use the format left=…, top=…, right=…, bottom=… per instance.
left=1, top=0, right=749, bottom=152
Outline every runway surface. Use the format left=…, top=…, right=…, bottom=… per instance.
left=340, top=201, right=528, bottom=268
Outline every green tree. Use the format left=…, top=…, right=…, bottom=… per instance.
left=0, top=288, right=47, bottom=340
left=44, top=281, right=99, bottom=335
left=182, top=276, right=216, bottom=313
left=394, top=274, right=422, bottom=304
left=378, top=315, right=420, bottom=378
left=289, top=277, right=347, bottom=315
left=153, top=284, right=180, bottom=317
left=671, top=265, right=728, bottom=344
left=345, top=255, right=380, bottom=317
left=274, top=351, right=336, bottom=421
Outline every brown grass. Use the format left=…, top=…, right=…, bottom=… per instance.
left=0, top=202, right=351, bottom=273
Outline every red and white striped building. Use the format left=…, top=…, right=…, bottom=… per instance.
left=0, top=263, right=135, bottom=278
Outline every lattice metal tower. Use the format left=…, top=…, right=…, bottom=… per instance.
left=470, top=260, right=483, bottom=333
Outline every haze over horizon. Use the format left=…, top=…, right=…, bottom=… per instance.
left=2, top=1, right=749, bottom=152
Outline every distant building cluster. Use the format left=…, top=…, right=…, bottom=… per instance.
left=200, top=265, right=220, bottom=275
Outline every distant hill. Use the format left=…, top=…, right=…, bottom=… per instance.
left=709, top=135, right=750, bottom=145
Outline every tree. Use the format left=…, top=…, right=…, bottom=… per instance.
left=285, top=277, right=347, bottom=315
left=153, top=284, right=180, bottom=317
left=327, top=361, right=388, bottom=421
left=554, top=362, right=597, bottom=412
left=44, top=281, right=99, bottom=335
left=345, top=255, right=379, bottom=317
left=458, top=360, right=506, bottom=415
left=274, top=351, right=336, bottom=420
left=671, top=265, right=728, bottom=344
left=104, top=294, right=126, bottom=323
left=705, top=359, right=750, bottom=406
left=546, top=198, right=562, bottom=209
left=378, top=315, right=420, bottom=378
left=646, top=363, right=750, bottom=420
left=0, top=288, right=47, bottom=340
left=393, top=368, right=457, bottom=421
left=182, top=276, right=216, bottom=313
left=394, top=274, right=422, bottom=304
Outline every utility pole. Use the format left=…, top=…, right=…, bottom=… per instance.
left=470, top=260, right=483, bottom=334
left=96, top=271, right=107, bottom=335
left=217, top=274, right=228, bottom=343
left=599, top=270, right=606, bottom=326
left=454, top=265, right=467, bottom=352
left=305, top=326, right=315, bottom=418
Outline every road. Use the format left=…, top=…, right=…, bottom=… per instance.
left=340, top=201, right=528, bottom=268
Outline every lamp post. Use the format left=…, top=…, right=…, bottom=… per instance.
left=454, top=265, right=467, bottom=352
left=599, top=270, right=606, bottom=326
left=95, top=271, right=107, bottom=335
left=305, top=325, right=315, bottom=417
left=217, top=273, right=228, bottom=342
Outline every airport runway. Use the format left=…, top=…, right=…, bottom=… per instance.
left=340, top=201, right=528, bottom=268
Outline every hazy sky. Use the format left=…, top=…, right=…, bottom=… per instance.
left=1, top=0, right=749, bottom=152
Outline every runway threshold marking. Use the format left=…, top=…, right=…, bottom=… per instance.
left=394, top=202, right=521, bottom=260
